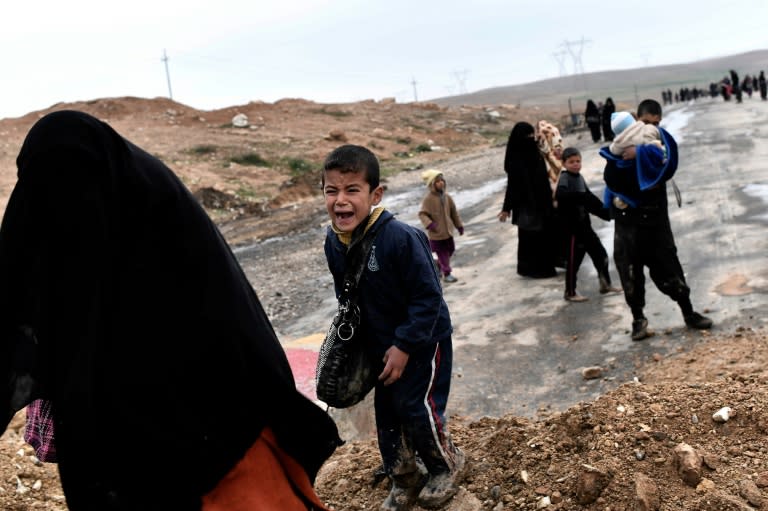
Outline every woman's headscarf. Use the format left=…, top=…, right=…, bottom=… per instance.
left=501, top=122, right=552, bottom=216
left=504, top=122, right=538, bottom=175
left=585, top=99, right=599, bottom=117
left=0, top=110, right=340, bottom=509
left=536, top=120, right=564, bottom=185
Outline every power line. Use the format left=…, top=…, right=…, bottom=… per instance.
left=561, top=37, right=591, bottom=91
left=161, top=49, right=173, bottom=100
left=452, top=69, right=470, bottom=95
left=561, top=37, right=591, bottom=75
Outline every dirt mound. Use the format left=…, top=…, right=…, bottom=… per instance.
left=316, top=327, right=768, bottom=510
left=0, top=96, right=565, bottom=239
left=3, top=328, right=766, bottom=510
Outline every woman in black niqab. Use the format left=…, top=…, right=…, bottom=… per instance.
left=601, top=97, right=616, bottom=142
left=0, top=110, right=341, bottom=510
left=497, top=122, right=557, bottom=278
left=584, top=99, right=601, bottom=143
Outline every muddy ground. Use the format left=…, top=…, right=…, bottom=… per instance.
left=0, top=96, right=767, bottom=510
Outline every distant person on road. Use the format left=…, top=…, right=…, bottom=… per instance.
left=0, top=110, right=342, bottom=511
left=601, top=97, right=617, bottom=142
left=730, top=69, right=743, bottom=103
left=418, top=168, right=465, bottom=283
left=322, top=145, right=465, bottom=511
left=600, top=99, right=713, bottom=341
left=759, top=71, right=767, bottom=100
left=742, top=75, right=753, bottom=98
left=498, top=122, right=558, bottom=278
left=585, top=100, right=602, bottom=143
left=555, top=147, right=621, bottom=302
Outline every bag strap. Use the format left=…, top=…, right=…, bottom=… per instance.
left=340, top=215, right=392, bottom=302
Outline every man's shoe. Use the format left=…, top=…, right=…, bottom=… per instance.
left=631, top=318, right=653, bottom=341
left=416, top=448, right=465, bottom=508
left=684, top=312, right=713, bottom=330
left=564, top=292, right=589, bottom=302
left=443, top=274, right=458, bottom=283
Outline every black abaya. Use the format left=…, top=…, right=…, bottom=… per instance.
left=0, top=110, right=341, bottom=510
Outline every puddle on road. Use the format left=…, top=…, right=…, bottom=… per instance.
left=661, top=107, right=694, bottom=143
left=743, top=183, right=768, bottom=221
left=715, top=273, right=754, bottom=296
left=381, top=178, right=506, bottom=226
left=511, top=327, right=540, bottom=346
left=461, top=238, right=488, bottom=246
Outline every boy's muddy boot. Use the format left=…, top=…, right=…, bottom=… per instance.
left=380, top=469, right=427, bottom=511
left=417, top=447, right=466, bottom=509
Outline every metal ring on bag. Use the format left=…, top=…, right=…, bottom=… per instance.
left=337, top=322, right=355, bottom=341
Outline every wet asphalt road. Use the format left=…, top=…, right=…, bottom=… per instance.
left=445, top=98, right=768, bottom=420
left=233, top=98, right=768, bottom=428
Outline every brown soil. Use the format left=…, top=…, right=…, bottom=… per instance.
left=1, top=97, right=766, bottom=510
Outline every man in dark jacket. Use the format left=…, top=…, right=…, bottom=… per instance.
left=601, top=100, right=713, bottom=340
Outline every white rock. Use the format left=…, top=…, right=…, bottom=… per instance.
left=537, top=496, right=551, bottom=508
left=231, top=113, right=249, bottom=128
left=15, top=476, right=29, bottom=494
left=32, top=480, right=42, bottom=490
left=712, top=407, right=732, bottom=423
left=520, top=470, right=529, bottom=484
left=15, top=449, right=24, bottom=457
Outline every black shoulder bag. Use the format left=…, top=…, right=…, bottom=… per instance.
left=315, top=217, right=390, bottom=408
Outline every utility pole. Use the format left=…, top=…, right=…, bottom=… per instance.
left=452, top=69, right=469, bottom=95
left=162, top=49, right=173, bottom=100
left=552, top=50, right=568, bottom=77
left=561, top=37, right=591, bottom=92
left=410, top=76, right=418, bottom=102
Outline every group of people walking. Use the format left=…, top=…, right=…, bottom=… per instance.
left=497, top=99, right=712, bottom=340
left=663, top=69, right=768, bottom=104
left=719, top=69, right=768, bottom=102
left=584, top=97, right=617, bottom=143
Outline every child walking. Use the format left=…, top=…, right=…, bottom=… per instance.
left=556, top=147, right=621, bottom=301
left=418, top=169, right=465, bottom=283
left=322, top=145, right=465, bottom=510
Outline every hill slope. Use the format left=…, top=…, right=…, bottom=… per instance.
left=433, top=49, right=768, bottom=110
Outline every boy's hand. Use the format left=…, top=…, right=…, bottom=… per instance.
left=622, top=146, right=637, bottom=160
left=458, top=226, right=464, bottom=235
left=427, top=222, right=438, bottom=231
left=379, top=346, right=409, bottom=386
left=497, top=211, right=510, bottom=222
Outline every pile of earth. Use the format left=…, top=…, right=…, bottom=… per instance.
left=2, top=327, right=766, bottom=510
left=315, top=327, right=768, bottom=511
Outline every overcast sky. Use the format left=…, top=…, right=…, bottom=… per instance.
left=2, top=0, right=767, bottom=119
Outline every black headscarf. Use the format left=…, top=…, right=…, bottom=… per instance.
left=501, top=122, right=551, bottom=217
left=585, top=100, right=599, bottom=119
left=0, top=110, right=341, bottom=510
left=503, top=121, right=538, bottom=175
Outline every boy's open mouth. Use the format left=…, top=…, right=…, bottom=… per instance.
left=335, top=211, right=353, bottom=220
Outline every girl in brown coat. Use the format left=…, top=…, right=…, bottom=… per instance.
left=418, top=169, right=464, bottom=282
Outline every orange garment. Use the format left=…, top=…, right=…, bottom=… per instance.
left=202, top=427, right=331, bottom=511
